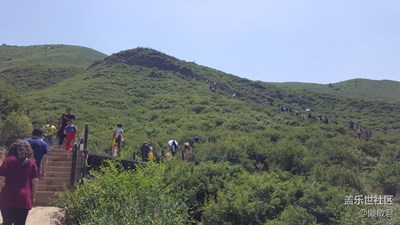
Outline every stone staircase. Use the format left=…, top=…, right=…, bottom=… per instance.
left=36, top=144, right=82, bottom=206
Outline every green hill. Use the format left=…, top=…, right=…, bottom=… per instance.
left=2, top=47, right=400, bottom=224
left=271, top=78, right=400, bottom=103
left=0, top=44, right=106, bottom=90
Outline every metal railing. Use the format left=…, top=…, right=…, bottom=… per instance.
left=70, top=124, right=89, bottom=187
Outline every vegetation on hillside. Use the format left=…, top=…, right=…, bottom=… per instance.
left=0, top=44, right=106, bottom=90
left=271, top=79, right=400, bottom=103
left=0, top=82, right=31, bottom=146
left=1, top=46, right=399, bottom=224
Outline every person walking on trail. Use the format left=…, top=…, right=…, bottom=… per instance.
left=182, top=142, right=190, bottom=161
left=140, top=142, right=151, bottom=162
left=26, top=128, right=48, bottom=177
left=0, top=140, right=39, bottom=225
left=64, top=119, right=79, bottom=159
left=349, top=120, right=354, bottom=130
left=168, top=140, right=178, bottom=156
left=57, top=107, right=75, bottom=146
left=148, top=144, right=154, bottom=161
left=43, top=120, right=57, bottom=149
left=306, top=109, right=312, bottom=119
left=111, top=123, right=124, bottom=157
left=356, top=127, right=362, bottom=140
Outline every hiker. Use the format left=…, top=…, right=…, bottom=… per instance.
left=318, top=113, right=322, bottom=121
left=323, top=116, right=329, bottom=124
left=43, top=120, right=57, bottom=149
left=26, top=128, right=48, bottom=177
left=148, top=144, right=154, bottom=161
left=0, top=140, right=39, bottom=225
left=182, top=142, right=190, bottom=161
left=58, top=107, right=76, bottom=146
left=194, top=136, right=200, bottom=143
left=64, top=119, right=79, bottom=159
left=111, top=123, right=124, bottom=157
left=140, top=142, right=151, bottom=162
left=210, top=82, right=217, bottom=92
left=356, top=127, right=362, bottom=140
left=349, top=120, right=354, bottom=130
left=168, top=140, right=178, bottom=156
left=306, top=109, right=312, bottom=119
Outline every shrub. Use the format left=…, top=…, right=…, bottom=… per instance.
left=265, top=205, right=317, bottom=225
left=57, top=161, right=189, bottom=225
left=310, top=165, right=363, bottom=191
left=0, top=112, right=32, bottom=147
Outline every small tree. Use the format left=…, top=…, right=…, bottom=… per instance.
left=0, top=112, right=32, bottom=147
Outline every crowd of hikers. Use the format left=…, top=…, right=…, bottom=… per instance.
left=138, top=138, right=197, bottom=162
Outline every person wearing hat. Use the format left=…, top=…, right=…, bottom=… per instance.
left=64, top=119, right=79, bottom=159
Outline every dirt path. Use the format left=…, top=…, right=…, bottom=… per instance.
left=0, top=207, right=64, bottom=225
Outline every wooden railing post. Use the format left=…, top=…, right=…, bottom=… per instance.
left=82, top=124, right=89, bottom=178
left=83, top=124, right=89, bottom=151
left=70, top=143, right=78, bottom=186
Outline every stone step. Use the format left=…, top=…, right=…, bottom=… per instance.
left=47, top=161, right=71, bottom=166
left=40, top=177, right=70, bottom=186
left=38, top=184, right=67, bottom=192
left=35, top=191, right=59, bottom=206
left=46, top=165, right=71, bottom=173
left=45, top=171, right=71, bottom=178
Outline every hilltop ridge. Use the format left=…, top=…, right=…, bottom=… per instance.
left=271, top=78, right=400, bottom=103
left=0, top=44, right=107, bottom=90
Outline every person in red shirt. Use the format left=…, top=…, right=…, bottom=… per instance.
left=57, top=107, right=76, bottom=146
left=0, top=140, right=39, bottom=225
left=64, top=119, right=79, bottom=159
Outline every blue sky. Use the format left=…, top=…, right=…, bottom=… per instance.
left=1, top=0, right=399, bottom=84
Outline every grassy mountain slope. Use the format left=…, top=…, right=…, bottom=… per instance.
left=23, top=47, right=400, bottom=150
left=271, top=78, right=400, bottom=103
left=0, top=44, right=106, bottom=90
left=4, top=47, right=400, bottom=224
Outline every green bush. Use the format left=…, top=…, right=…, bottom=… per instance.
left=265, top=205, right=317, bottom=225
left=201, top=172, right=307, bottom=225
left=163, top=161, right=244, bottom=221
left=372, top=145, right=400, bottom=195
left=0, top=112, right=32, bottom=147
left=57, top=161, right=189, bottom=225
left=310, top=165, right=363, bottom=191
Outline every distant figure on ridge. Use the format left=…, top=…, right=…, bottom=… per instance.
left=349, top=120, right=354, bottom=130
left=356, top=127, right=362, bottom=140
left=210, top=82, right=217, bottom=92
left=182, top=142, right=190, bottom=161
left=323, top=116, right=329, bottom=124
left=306, top=109, right=312, bottom=119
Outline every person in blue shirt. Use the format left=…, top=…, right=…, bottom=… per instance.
left=26, top=128, right=49, bottom=177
